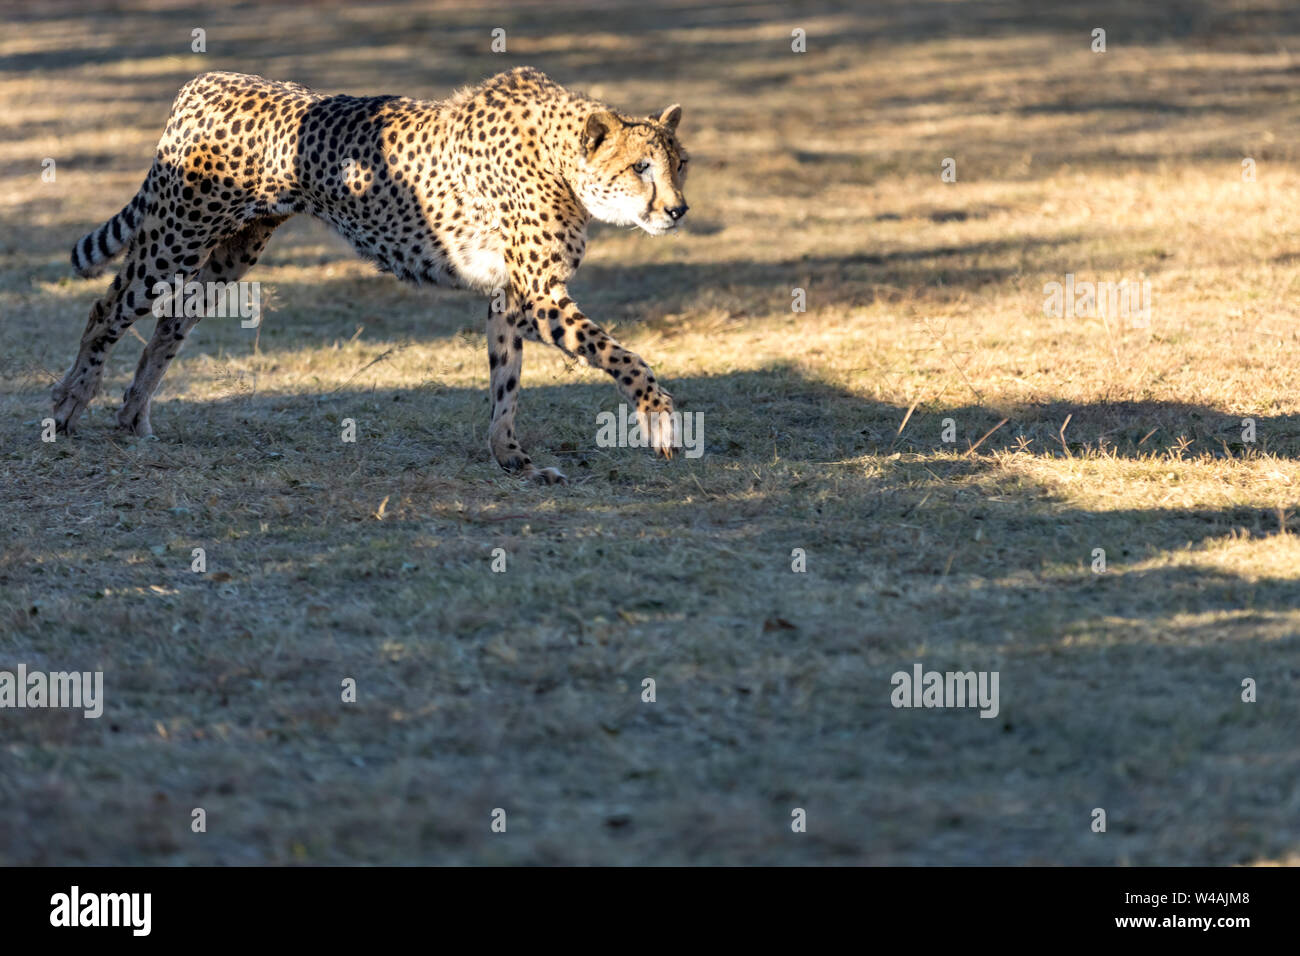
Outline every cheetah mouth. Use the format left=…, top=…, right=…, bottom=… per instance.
left=636, top=217, right=679, bottom=237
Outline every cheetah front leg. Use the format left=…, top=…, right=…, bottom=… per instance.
left=485, top=294, right=566, bottom=485
left=521, top=283, right=677, bottom=458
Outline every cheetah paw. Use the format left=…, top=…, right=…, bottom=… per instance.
left=117, top=405, right=154, bottom=438
left=637, top=408, right=677, bottom=459
left=51, top=385, right=91, bottom=435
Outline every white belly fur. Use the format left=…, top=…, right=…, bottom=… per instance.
left=452, top=231, right=509, bottom=291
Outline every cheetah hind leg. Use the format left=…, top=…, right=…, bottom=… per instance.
left=50, top=297, right=114, bottom=434
left=117, top=216, right=287, bottom=437
left=52, top=226, right=177, bottom=434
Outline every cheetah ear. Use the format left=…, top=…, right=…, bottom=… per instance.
left=656, top=104, right=682, bottom=132
left=583, top=110, right=620, bottom=154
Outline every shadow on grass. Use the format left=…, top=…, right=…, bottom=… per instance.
left=13, top=361, right=1300, bottom=511
left=4, top=367, right=1299, bottom=864
left=16, top=354, right=1299, bottom=460
left=9, top=368, right=1299, bottom=674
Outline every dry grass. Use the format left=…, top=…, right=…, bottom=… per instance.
left=0, top=0, right=1298, bottom=864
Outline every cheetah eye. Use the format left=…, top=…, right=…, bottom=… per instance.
left=633, top=160, right=650, bottom=174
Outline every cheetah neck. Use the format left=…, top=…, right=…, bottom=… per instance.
left=536, top=95, right=606, bottom=222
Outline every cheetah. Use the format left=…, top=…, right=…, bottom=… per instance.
left=54, top=67, right=690, bottom=483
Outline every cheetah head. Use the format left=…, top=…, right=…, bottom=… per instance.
left=575, top=105, right=689, bottom=236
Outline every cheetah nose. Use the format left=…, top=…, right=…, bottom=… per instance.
left=666, top=203, right=688, bottom=221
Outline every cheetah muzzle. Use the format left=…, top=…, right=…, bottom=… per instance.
left=55, top=67, right=692, bottom=484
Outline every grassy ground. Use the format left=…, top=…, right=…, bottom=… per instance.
left=1, top=0, right=1298, bottom=864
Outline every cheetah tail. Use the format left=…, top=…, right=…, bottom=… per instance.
left=70, top=168, right=153, bottom=278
